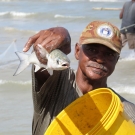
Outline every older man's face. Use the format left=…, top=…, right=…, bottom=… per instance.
left=75, top=43, right=119, bottom=81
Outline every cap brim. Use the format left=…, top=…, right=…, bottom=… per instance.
left=81, top=38, right=120, bottom=53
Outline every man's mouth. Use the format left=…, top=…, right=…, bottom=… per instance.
left=87, top=62, right=108, bottom=72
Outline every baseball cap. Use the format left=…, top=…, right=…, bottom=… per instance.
left=79, top=21, right=122, bottom=53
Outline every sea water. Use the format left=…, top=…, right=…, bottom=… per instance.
left=0, top=0, right=135, bottom=134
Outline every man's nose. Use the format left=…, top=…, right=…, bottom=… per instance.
left=94, top=52, right=106, bottom=63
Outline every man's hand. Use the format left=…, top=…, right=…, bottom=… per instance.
left=23, top=27, right=71, bottom=64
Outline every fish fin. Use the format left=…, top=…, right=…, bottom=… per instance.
left=34, top=64, right=41, bottom=72
left=47, top=69, right=53, bottom=75
left=13, top=52, right=29, bottom=76
left=37, top=44, right=49, bottom=58
left=41, top=68, right=47, bottom=72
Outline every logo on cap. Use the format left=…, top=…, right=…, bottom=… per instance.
left=97, top=25, right=113, bottom=39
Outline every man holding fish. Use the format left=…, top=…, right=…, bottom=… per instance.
left=22, top=21, right=135, bottom=135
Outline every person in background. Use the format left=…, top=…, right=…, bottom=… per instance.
left=23, top=21, right=135, bottom=135
left=119, top=0, right=135, bottom=52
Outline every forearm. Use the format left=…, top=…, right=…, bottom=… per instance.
left=119, top=5, right=124, bottom=19
left=34, top=67, right=50, bottom=91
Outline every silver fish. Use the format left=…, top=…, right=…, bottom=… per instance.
left=13, top=44, right=70, bottom=76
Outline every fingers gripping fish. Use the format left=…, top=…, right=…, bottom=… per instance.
left=13, top=44, right=70, bottom=76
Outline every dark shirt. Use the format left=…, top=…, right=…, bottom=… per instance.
left=121, top=1, right=135, bottom=34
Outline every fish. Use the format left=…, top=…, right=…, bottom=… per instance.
left=13, top=44, right=70, bottom=76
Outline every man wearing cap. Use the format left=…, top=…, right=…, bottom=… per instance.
left=23, top=21, right=135, bottom=135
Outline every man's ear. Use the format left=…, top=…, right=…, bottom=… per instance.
left=75, top=43, right=80, bottom=60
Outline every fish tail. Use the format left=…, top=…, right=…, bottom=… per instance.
left=13, top=52, right=29, bottom=76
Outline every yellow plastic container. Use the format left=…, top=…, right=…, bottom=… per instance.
left=45, top=88, right=135, bottom=135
